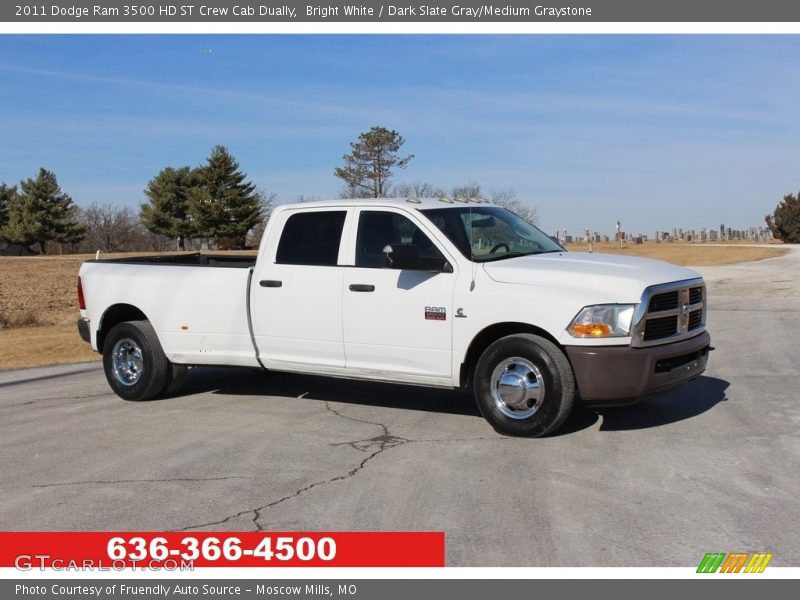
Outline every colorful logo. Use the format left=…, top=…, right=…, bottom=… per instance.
left=697, top=552, right=773, bottom=573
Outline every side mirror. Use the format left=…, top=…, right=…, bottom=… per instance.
left=382, top=244, right=452, bottom=273
left=382, top=243, right=419, bottom=267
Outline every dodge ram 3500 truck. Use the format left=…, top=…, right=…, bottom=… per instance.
left=77, top=198, right=712, bottom=437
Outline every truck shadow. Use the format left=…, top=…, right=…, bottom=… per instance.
left=180, top=367, right=481, bottom=417
left=554, top=375, right=730, bottom=436
left=178, top=368, right=729, bottom=433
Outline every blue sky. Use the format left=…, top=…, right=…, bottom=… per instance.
left=0, top=35, right=798, bottom=236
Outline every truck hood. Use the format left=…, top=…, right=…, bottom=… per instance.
left=482, top=252, right=702, bottom=303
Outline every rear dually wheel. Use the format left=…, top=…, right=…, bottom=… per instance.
left=102, top=320, right=170, bottom=401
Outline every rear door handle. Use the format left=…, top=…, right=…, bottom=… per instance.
left=259, top=280, right=282, bottom=288
left=349, top=284, right=375, bottom=292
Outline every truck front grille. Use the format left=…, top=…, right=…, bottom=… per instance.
left=648, top=291, right=679, bottom=312
left=643, top=315, right=679, bottom=341
left=632, top=279, right=706, bottom=347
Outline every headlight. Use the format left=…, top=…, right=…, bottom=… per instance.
left=567, top=304, right=636, bottom=338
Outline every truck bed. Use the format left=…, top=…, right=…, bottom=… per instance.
left=79, top=257, right=259, bottom=367
left=89, top=253, right=256, bottom=269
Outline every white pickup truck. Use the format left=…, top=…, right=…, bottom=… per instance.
left=77, top=198, right=711, bottom=437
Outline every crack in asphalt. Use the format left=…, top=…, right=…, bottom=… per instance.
left=175, top=401, right=503, bottom=532
left=47, top=392, right=113, bottom=401
left=175, top=401, right=422, bottom=532
left=30, top=476, right=250, bottom=489
left=2, top=400, right=36, bottom=408
left=0, top=365, right=101, bottom=388
left=0, top=392, right=111, bottom=408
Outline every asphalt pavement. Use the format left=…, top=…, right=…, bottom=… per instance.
left=1, top=247, right=798, bottom=566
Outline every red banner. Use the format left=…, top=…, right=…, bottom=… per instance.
left=0, top=532, right=445, bottom=568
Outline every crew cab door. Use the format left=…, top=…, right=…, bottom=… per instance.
left=251, top=208, right=349, bottom=369
left=342, top=208, right=457, bottom=382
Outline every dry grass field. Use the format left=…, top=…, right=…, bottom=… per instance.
left=0, top=243, right=788, bottom=371
left=0, top=256, right=97, bottom=370
left=0, top=251, right=258, bottom=371
left=565, top=241, right=785, bottom=266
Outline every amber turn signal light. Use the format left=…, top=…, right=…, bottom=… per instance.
left=569, top=323, right=612, bottom=337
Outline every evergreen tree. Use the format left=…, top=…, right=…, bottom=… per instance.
left=1, top=169, right=85, bottom=254
left=765, top=192, right=800, bottom=243
left=140, top=166, right=197, bottom=250
left=0, top=183, right=15, bottom=240
left=335, top=127, right=414, bottom=198
left=189, top=146, right=263, bottom=249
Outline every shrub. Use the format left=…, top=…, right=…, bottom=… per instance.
left=765, top=193, right=800, bottom=243
left=0, top=310, right=40, bottom=329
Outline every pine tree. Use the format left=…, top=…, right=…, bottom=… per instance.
left=0, top=183, right=15, bottom=240
left=334, top=127, right=414, bottom=198
left=1, top=169, right=85, bottom=254
left=189, top=146, right=263, bottom=249
left=140, top=166, right=197, bottom=250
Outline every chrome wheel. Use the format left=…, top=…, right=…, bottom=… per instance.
left=490, top=357, right=545, bottom=420
left=111, top=338, right=144, bottom=387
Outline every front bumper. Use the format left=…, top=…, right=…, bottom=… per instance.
left=77, top=317, right=91, bottom=344
left=565, top=330, right=711, bottom=407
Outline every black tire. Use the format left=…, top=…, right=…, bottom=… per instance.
left=102, top=320, right=169, bottom=401
left=473, top=334, right=575, bottom=437
left=161, top=364, right=189, bottom=397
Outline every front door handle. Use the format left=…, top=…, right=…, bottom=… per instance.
left=260, top=280, right=282, bottom=288
left=349, top=284, right=375, bottom=292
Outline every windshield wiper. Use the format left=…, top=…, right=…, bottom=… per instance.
left=474, top=249, right=563, bottom=263
left=474, top=251, right=539, bottom=263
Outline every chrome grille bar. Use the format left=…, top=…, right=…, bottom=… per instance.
left=631, top=278, right=706, bottom=348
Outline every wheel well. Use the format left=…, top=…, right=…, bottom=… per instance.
left=459, top=322, right=562, bottom=388
left=97, top=304, right=148, bottom=351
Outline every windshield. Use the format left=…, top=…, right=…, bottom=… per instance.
left=421, top=206, right=564, bottom=262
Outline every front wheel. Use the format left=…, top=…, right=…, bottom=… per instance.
left=102, top=320, right=170, bottom=401
left=473, top=334, right=576, bottom=437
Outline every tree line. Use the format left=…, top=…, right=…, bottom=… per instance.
left=0, top=128, right=542, bottom=256
left=27, top=127, right=800, bottom=253
left=3, top=126, right=797, bottom=255
left=0, top=145, right=268, bottom=254
left=4, top=126, right=799, bottom=254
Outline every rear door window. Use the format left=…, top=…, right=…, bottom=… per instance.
left=276, top=211, right=347, bottom=266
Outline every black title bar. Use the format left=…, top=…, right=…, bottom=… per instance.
left=5, top=1, right=800, bottom=22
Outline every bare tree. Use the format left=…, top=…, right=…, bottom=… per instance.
left=246, top=189, right=277, bottom=249
left=79, top=203, right=147, bottom=253
left=145, top=230, right=174, bottom=252
left=247, top=221, right=268, bottom=249
left=337, top=181, right=373, bottom=199
left=489, top=188, right=539, bottom=225
left=294, top=194, right=322, bottom=203
left=448, top=183, right=540, bottom=225
left=451, top=181, right=483, bottom=201
left=393, top=181, right=446, bottom=198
